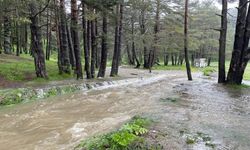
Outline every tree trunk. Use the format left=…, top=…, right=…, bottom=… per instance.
left=171, top=54, right=175, bottom=66
left=218, top=0, right=227, bottom=83
left=184, top=0, right=193, bottom=81
left=67, top=23, right=76, bottom=70
left=98, top=13, right=108, bottom=78
left=140, top=2, right=149, bottom=69
left=71, top=0, right=83, bottom=79
left=126, top=43, right=134, bottom=65
left=227, top=0, right=248, bottom=84
left=3, top=14, right=11, bottom=54
left=238, top=5, right=250, bottom=81
left=91, top=13, right=97, bottom=78
left=82, top=1, right=91, bottom=79
left=149, top=0, right=160, bottom=73
left=95, top=18, right=100, bottom=69
left=111, top=1, right=124, bottom=77
left=59, top=0, right=71, bottom=74
left=132, top=42, right=140, bottom=68
left=29, top=1, right=48, bottom=78
left=164, top=50, right=169, bottom=66
left=191, top=53, right=195, bottom=66
left=54, top=0, right=62, bottom=74
left=174, top=53, right=178, bottom=65
left=131, top=17, right=140, bottom=68
left=46, top=9, right=52, bottom=60
left=207, top=57, right=211, bottom=66
left=24, top=23, right=29, bottom=54
left=16, top=22, right=20, bottom=56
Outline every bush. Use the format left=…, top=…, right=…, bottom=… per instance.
left=75, top=116, right=153, bottom=150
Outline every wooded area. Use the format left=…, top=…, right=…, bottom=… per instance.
left=1, top=1, right=250, bottom=149
left=0, top=0, right=249, bottom=84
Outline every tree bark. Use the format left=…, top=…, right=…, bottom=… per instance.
left=95, top=18, right=100, bottom=69
left=218, top=0, right=227, bottom=83
left=3, top=14, right=11, bottom=54
left=140, top=2, right=149, bottom=69
left=59, top=0, right=71, bottom=74
left=126, top=43, right=134, bottom=65
left=164, top=54, right=169, bottom=66
left=227, top=0, right=248, bottom=84
left=67, top=23, right=76, bottom=69
left=46, top=8, right=52, bottom=60
left=111, top=1, right=124, bottom=77
left=29, top=1, right=48, bottom=78
left=184, top=0, right=193, bottom=81
left=149, top=0, right=160, bottom=73
left=131, top=17, right=140, bottom=68
left=54, top=0, right=62, bottom=74
left=25, top=25, right=29, bottom=55
left=16, top=22, right=20, bottom=56
left=91, top=10, right=97, bottom=78
left=98, top=13, right=108, bottom=78
left=82, top=1, right=91, bottom=79
left=236, top=3, right=250, bottom=83
left=207, top=57, right=211, bottom=66
left=71, top=0, right=83, bottom=79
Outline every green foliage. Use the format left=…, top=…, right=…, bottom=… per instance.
left=202, top=67, right=216, bottom=76
left=111, top=131, right=137, bottom=147
left=0, top=84, right=84, bottom=106
left=75, top=116, right=153, bottom=150
left=0, top=89, right=24, bottom=105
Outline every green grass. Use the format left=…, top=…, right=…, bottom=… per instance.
left=75, top=116, right=158, bottom=150
left=0, top=54, right=73, bottom=83
left=225, top=83, right=250, bottom=89
left=153, top=61, right=250, bottom=81
left=1, top=54, right=250, bottom=84
left=153, top=64, right=198, bottom=72
left=202, top=67, right=216, bottom=76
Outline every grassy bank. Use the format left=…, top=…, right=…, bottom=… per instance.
left=0, top=54, right=73, bottom=84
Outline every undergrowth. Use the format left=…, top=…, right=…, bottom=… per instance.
left=75, top=116, right=162, bottom=150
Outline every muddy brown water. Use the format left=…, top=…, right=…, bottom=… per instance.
left=0, top=69, right=249, bottom=150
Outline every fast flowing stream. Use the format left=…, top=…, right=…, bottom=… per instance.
left=0, top=69, right=249, bottom=150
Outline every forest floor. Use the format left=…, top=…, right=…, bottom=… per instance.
left=0, top=68, right=249, bottom=150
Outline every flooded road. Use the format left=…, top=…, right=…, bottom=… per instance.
left=0, top=69, right=249, bottom=150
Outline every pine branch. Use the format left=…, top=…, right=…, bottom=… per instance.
left=33, top=0, right=51, bottom=18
